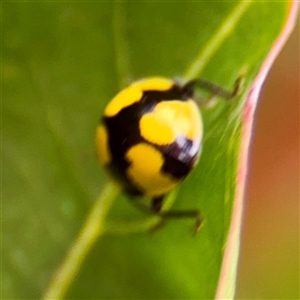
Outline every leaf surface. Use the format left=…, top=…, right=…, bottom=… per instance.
left=2, top=2, right=291, bottom=299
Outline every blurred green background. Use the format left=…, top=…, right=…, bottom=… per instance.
left=236, top=20, right=299, bottom=300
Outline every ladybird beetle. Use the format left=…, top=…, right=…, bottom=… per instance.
left=96, top=77, right=240, bottom=233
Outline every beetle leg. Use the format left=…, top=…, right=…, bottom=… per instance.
left=130, top=196, right=204, bottom=235
left=193, top=76, right=243, bottom=99
left=151, top=196, right=165, bottom=213
left=151, top=197, right=204, bottom=235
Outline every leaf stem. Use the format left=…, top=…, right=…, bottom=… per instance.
left=41, top=182, right=119, bottom=300
left=184, top=0, right=253, bottom=80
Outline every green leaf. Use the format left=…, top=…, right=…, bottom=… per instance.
left=2, top=1, right=291, bottom=299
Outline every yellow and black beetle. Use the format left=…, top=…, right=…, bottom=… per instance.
left=96, top=77, right=240, bottom=233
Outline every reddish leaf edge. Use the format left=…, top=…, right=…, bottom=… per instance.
left=215, top=2, right=299, bottom=299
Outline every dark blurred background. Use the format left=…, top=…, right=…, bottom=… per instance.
left=236, top=20, right=299, bottom=299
